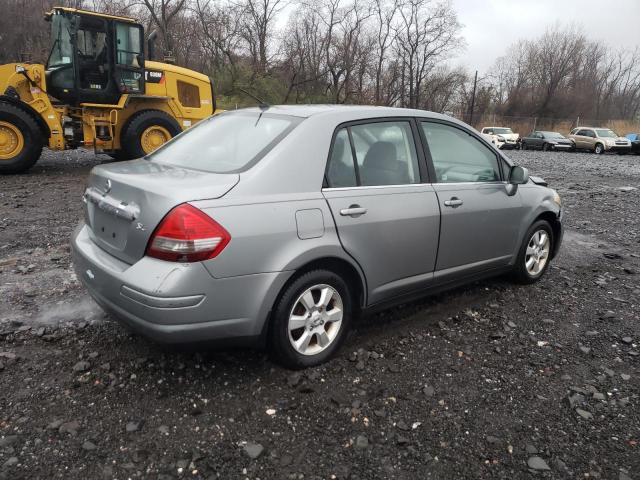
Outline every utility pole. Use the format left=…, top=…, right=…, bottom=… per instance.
left=469, top=70, right=478, bottom=126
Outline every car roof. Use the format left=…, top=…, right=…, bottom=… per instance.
left=235, top=104, right=452, bottom=121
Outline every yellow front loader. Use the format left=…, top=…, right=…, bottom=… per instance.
left=0, top=7, right=217, bottom=174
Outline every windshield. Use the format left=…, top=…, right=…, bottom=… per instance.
left=149, top=111, right=303, bottom=173
left=493, top=128, right=513, bottom=134
left=543, top=132, right=565, bottom=138
left=595, top=129, right=617, bottom=138
left=47, top=13, right=73, bottom=68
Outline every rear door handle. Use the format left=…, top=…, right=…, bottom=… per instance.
left=444, top=197, right=463, bottom=208
left=340, top=205, right=367, bottom=217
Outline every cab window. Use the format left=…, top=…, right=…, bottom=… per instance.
left=115, top=23, right=143, bottom=67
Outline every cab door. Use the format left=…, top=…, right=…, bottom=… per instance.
left=419, top=121, right=525, bottom=278
left=113, top=22, right=145, bottom=95
left=322, top=120, right=440, bottom=305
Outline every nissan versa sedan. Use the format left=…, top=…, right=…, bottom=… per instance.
left=72, top=106, right=563, bottom=368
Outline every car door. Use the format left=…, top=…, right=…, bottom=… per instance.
left=572, top=129, right=586, bottom=149
left=322, top=120, right=440, bottom=305
left=419, top=120, right=524, bottom=279
left=530, top=132, right=542, bottom=149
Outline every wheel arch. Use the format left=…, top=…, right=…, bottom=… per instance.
left=258, top=255, right=367, bottom=347
left=0, top=95, right=50, bottom=139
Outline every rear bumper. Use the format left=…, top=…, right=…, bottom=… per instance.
left=71, top=223, right=292, bottom=344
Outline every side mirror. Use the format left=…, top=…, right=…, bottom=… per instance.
left=509, top=165, right=529, bottom=185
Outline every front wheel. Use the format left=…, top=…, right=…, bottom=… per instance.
left=269, top=270, right=352, bottom=369
left=594, top=143, right=605, bottom=154
left=511, top=220, right=554, bottom=284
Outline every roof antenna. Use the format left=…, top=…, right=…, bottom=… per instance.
left=236, top=87, right=270, bottom=110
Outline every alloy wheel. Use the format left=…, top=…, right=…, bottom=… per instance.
left=288, top=284, right=343, bottom=356
left=525, top=230, right=550, bottom=276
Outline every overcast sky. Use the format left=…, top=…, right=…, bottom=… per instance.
left=450, top=0, right=640, bottom=74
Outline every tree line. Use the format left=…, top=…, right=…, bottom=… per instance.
left=1, top=0, right=639, bottom=124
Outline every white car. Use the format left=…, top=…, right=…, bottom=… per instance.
left=481, top=127, right=520, bottom=150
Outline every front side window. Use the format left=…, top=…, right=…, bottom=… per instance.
left=421, top=122, right=501, bottom=183
left=150, top=111, right=302, bottom=173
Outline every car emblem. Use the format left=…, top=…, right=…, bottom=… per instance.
left=136, top=222, right=146, bottom=231
left=103, top=179, right=112, bottom=196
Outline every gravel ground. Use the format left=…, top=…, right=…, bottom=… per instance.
left=0, top=148, right=639, bottom=480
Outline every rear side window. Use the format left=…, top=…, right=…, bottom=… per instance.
left=325, top=121, right=420, bottom=187
left=149, top=111, right=301, bottom=173
left=421, top=122, right=500, bottom=183
left=326, top=129, right=358, bottom=187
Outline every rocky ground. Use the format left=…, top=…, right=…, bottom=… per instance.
left=0, top=148, right=639, bottom=480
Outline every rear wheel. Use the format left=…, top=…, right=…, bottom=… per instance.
left=120, top=110, right=181, bottom=159
left=512, top=220, right=553, bottom=284
left=269, top=270, right=352, bottom=369
left=0, top=103, right=43, bottom=174
left=521, top=142, right=527, bottom=150
left=594, top=143, right=604, bottom=154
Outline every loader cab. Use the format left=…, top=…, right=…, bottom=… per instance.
left=45, top=8, right=145, bottom=106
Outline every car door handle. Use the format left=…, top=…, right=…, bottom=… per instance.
left=444, top=197, right=463, bottom=208
left=340, top=205, right=367, bottom=217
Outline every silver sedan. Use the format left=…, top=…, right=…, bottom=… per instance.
left=72, top=105, right=563, bottom=368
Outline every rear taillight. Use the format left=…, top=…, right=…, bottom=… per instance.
left=146, top=203, right=230, bottom=262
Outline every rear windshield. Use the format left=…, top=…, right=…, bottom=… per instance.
left=149, top=111, right=302, bottom=173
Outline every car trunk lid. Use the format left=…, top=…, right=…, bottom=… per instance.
left=83, top=159, right=239, bottom=265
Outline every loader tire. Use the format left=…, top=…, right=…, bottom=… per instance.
left=0, top=103, right=43, bottom=174
left=121, top=110, right=182, bottom=159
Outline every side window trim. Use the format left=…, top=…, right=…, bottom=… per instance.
left=418, top=119, right=506, bottom=183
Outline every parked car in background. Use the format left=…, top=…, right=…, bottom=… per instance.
left=481, top=127, right=520, bottom=150
left=625, top=133, right=640, bottom=154
left=521, top=131, right=575, bottom=151
left=72, top=106, right=563, bottom=368
left=568, top=127, right=631, bottom=154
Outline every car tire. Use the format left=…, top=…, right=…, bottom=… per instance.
left=542, top=143, right=549, bottom=151
left=511, top=220, right=554, bottom=285
left=594, top=143, right=604, bottom=154
left=121, top=110, right=182, bottom=159
left=269, top=269, right=353, bottom=369
left=521, top=142, right=527, bottom=151
left=0, top=102, right=43, bottom=174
